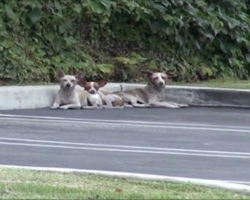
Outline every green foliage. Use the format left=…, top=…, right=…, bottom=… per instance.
left=0, top=0, right=250, bottom=83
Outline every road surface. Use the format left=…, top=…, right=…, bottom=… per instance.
left=0, top=107, right=250, bottom=185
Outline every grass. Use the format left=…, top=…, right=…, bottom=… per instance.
left=0, top=168, right=249, bottom=199
left=171, top=78, right=250, bottom=89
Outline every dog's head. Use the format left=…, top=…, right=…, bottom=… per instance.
left=141, top=70, right=176, bottom=88
left=79, top=79, right=107, bottom=94
left=57, top=70, right=84, bottom=90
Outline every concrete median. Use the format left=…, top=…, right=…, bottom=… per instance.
left=0, top=83, right=250, bottom=110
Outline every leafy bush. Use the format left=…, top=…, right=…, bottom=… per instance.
left=0, top=0, right=250, bottom=83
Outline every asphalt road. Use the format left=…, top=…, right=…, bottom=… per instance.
left=0, top=107, right=250, bottom=185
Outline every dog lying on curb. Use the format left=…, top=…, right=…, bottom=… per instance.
left=116, top=71, right=188, bottom=108
left=51, top=70, right=88, bottom=109
left=78, top=79, right=124, bottom=109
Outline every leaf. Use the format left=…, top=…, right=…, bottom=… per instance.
left=152, top=3, right=166, bottom=13
left=28, top=8, right=42, bottom=24
left=161, top=1, right=171, bottom=8
left=97, top=64, right=114, bottom=74
left=45, top=32, right=55, bottom=42
left=74, top=61, right=86, bottom=70
left=53, top=37, right=64, bottom=53
left=227, top=18, right=240, bottom=30
left=186, top=4, right=199, bottom=16
left=129, top=53, right=147, bottom=64
left=200, top=65, right=213, bottom=77
left=123, top=0, right=138, bottom=11
left=73, top=4, right=82, bottom=14
left=245, top=54, right=250, bottom=63
left=90, top=0, right=106, bottom=14
left=1, top=40, right=13, bottom=48
left=4, top=4, right=18, bottom=23
left=115, top=57, right=130, bottom=64
left=100, top=0, right=114, bottom=10
left=147, top=60, right=157, bottom=70
left=54, top=0, right=62, bottom=12
left=229, top=58, right=242, bottom=69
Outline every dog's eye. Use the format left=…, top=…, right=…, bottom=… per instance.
left=153, top=77, right=159, bottom=80
left=63, top=79, right=67, bottom=82
left=71, top=80, right=76, bottom=83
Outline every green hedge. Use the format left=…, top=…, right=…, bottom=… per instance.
left=0, top=0, right=250, bottom=83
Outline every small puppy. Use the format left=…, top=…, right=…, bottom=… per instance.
left=79, top=80, right=124, bottom=109
left=51, top=70, right=87, bottom=109
left=117, top=71, right=188, bottom=108
left=79, top=80, right=105, bottom=109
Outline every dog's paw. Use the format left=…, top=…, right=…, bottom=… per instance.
left=82, top=106, right=92, bottom=110
left=178, top=104, right=189, bottom=108
left=171, top=105, right=180, bottom=109
left=59, top=106, right=69, bottom=110
left=50, top=106, right=58, bottom=110
left=82, top=106, right=96, bottom=110
left=103, top=105, right=112, bottom=109
left=124, top=104, right=133, bottom=108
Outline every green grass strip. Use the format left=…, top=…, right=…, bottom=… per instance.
left=0, top=168, right=249, bottom=199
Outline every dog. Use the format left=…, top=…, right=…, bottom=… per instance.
left=79, top=79, right=124, bottom=109
left=51, top=70, right=88, bottom=109
left=117, top=71, right=188, bottom=108
left=79, top=80, right=105, bottom=109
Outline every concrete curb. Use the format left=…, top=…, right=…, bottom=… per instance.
left=0, top=164, right=250, bottom=194
left=0, top=83, right=250, bottom=110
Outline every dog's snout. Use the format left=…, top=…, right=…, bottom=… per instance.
left=66, top=83, right=71, bottom=88
left=159, top=81, right=164, bottom=86
left=90, top=89, right=96, bottom=94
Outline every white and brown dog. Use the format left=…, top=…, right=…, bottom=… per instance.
left=117, top=71, right=188, bottom=108
left=79, top=79, right=124, bottom=109
left=51, top=70, right=88, bottom=109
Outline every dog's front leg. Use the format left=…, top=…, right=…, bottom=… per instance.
left=50, top=96, right=61, bottom=109
left=149, top=101, right=188, bottom=108
left=83, top=101, right=103, bottom=110
left=130, top=99, right=150, bottom=108
left=103, top=96, right=113, bottom=108
left=132, top=103, right=150, bottom=108
left=59, top=104, right=81, bottom=110
left=163, top=102, right=188, bottom=108
left=149, top=101, right=180, bottom=108
left=51, top=102, right=60, bottom=109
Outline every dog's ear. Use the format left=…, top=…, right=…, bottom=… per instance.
left=75, top=71, right=85, bottom=81
left=78, top=79, right=87, bottom=87
left=97, top=79, right=107, bottom=88
left=57, top=69, right=65, bottom=78
left=165, top=70, right=177, bottom=79
left=141, top=71, right=153, bottom=78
